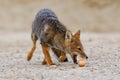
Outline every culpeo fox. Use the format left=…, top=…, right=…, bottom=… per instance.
left=27, top=9, right=88, bottom=66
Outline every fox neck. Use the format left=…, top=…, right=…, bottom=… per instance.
left=52, top=32, right=69, bottom=52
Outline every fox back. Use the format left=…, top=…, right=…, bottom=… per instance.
left=32, top=9, right=67, bottom=47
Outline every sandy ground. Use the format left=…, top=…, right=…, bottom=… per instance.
left=0, top=32, right=120, bottom=80
left=0, top=0, right=120, bottom=80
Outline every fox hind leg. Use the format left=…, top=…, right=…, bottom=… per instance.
left=27, top=33, right=38, bottom=61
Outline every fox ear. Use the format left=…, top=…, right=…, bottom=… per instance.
left=65, top=30, right=72, bottom=41
left=74, top=30, right=80, bottom=39
left=65, top=30, right=72, bottom=46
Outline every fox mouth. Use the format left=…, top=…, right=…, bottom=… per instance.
left=73, top=55, right=77, bottom=64
left=73, top=54, right=88, bottom=64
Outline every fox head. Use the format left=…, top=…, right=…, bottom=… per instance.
left=65, top=30, right=88, bottom=63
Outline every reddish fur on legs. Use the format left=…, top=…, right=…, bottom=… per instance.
left=60, top=52, right=67, bottom=62
left=27, top=34, right=37, bottom=61
left=41, top=43, right=55, bottom=66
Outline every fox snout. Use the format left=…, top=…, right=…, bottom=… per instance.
left=81, top=52, right=88, bottom=60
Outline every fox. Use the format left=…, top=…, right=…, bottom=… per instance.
left=27, top=9, right=88, bottom=66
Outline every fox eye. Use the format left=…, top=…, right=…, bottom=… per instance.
left=78, top=48, right=81, bottom=51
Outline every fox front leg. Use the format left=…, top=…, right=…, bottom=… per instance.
left=70, top=54, right=77, bottom=64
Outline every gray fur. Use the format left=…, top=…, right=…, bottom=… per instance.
left=32, top=9, right=67, bottom=48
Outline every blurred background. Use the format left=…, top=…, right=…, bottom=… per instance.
left=0, top=0, right=120, bottom=33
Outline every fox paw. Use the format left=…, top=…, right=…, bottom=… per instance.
left=63, top=58, right=68, bottom=62
left=42, top=60, right=47, bottom=65
left=48, top=63, right=57, bottom=67
left=27, top=54, right=32, bottom=61
left=60, top=57, right=68, bottom=62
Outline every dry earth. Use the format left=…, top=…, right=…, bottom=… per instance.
left=0, top=0, right=120, bottom=80
left=0, top=32, right=120, bottom=80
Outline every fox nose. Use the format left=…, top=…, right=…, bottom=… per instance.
left=82, top=52, right=88, bottom=60
left=86, top=56, right=88, bottom=59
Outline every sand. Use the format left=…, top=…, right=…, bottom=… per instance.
left=0, top=0, right=120, bottom=80
left=0, top=32, right=120, bottom=80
